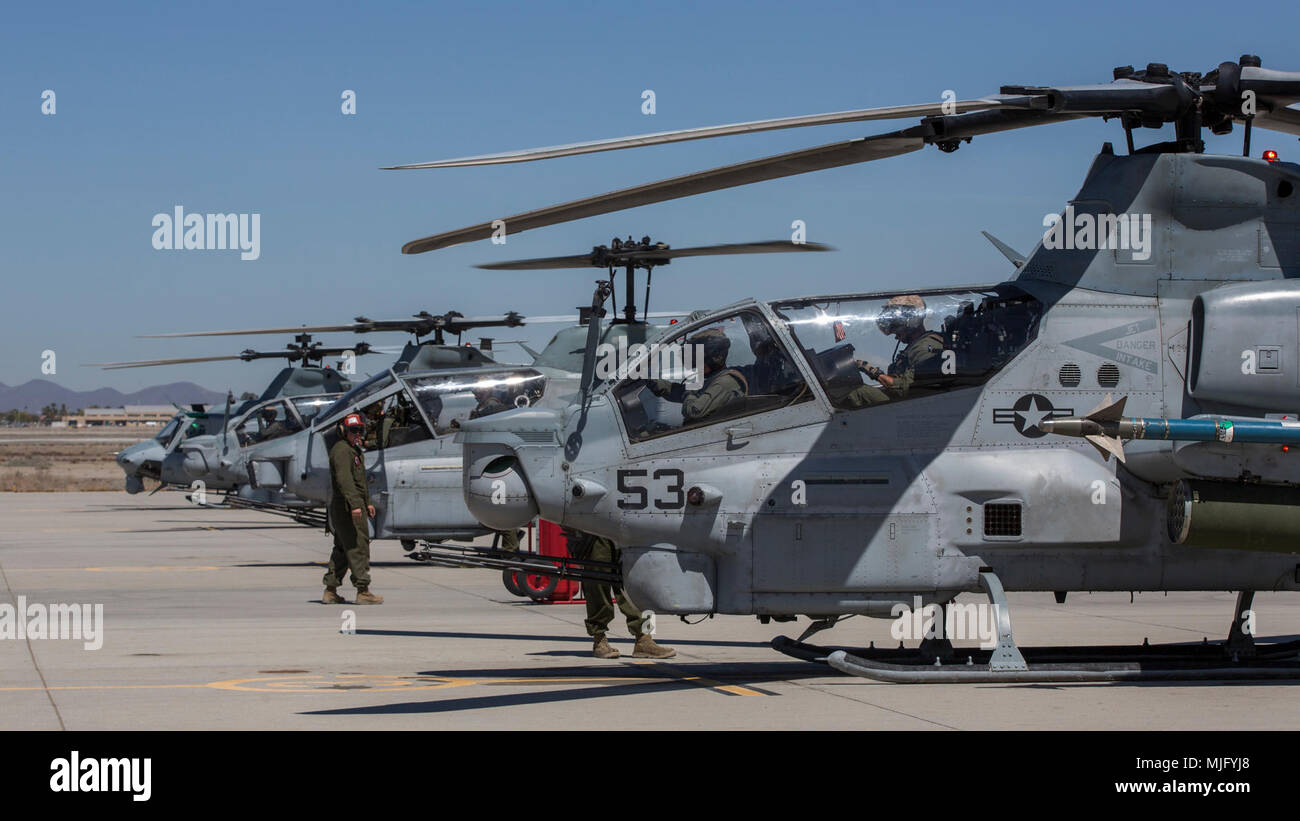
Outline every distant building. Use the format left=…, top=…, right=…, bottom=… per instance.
left=66, top=405, right=180, bottom=428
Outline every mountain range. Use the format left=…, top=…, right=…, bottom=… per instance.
left=0, top=380, right=227, bottom=413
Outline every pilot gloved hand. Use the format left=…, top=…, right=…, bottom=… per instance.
left=647, top=379, right=671, bottom=397
left=855, top=359, right=884, bottom=381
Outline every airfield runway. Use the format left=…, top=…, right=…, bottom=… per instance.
left=1, top=491, right=1298, bottom=731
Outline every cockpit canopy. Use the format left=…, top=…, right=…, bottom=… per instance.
left=404, top=369, right=547, bottom=434
left=772, top=286, right=1041, bottom=409
left=313, top=367, right=549, bottom=447
left=609, top=286, right=1042, bottom=442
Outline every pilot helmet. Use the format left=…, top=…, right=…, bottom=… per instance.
left=689, top=327, right=731, bottom=367
left=876, top=294, right=927, bottom=337
left=341, top=413, right=365, bottom=435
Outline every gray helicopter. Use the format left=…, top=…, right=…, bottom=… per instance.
left=106, top=313, right=526, bottom=516
left=232, top=242, right=829, bottom=551
left=100, top=335, right=361, bottom=499
left=400, top=55, right=1300, bottom=681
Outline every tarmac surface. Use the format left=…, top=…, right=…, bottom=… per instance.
left=2, top=491, right=1299, bottom=730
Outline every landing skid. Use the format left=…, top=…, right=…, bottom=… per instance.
left=772, top=583, right=1300, bottom=683
left=771, top=635, right=1300, bottom=682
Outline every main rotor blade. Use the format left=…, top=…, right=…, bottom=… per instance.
left=140, top=325, right=360, bottom=339
left=475, top=240, right=832, bottom=270
left=384, top=99, right=1020, bottom=170
left=1255, top=104, right=1300, bottom=138
left=404, top=135, right=922, bottom=253
left=140, top=314, right=525, bottom=339
left=524, top=311, right=688, bottom=323
left=88, top=355, right=252, bottom=369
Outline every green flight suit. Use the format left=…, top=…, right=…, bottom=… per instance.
left=650, top=369, right=748, bottom=425
left=496, top=529, right=519, bottom=551
left=839, top=331, right=944, bottom=409
left=323, top=438, right=373, bottom=590
left=572, top=535, right=644, bottom=638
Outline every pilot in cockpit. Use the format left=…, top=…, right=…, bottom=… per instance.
left=840, top=294, right=944, bottom=408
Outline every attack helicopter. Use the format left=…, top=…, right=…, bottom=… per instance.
left=399, top=55, right=1300, bottom=681
left=229, top=242, right=829, bottom=552
left=97, top=333, right=363, bottom=500
left=105, top=312, right=526, bottom=517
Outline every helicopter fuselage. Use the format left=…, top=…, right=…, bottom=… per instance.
left=457, top=150, right=1300, bottom=616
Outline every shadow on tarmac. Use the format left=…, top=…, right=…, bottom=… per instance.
left=299, top=661, right=825, bottom=715
left=114, top=524, right=306, bottom=533
left=243, top=561, right=414, bottom=569
left=354, top=628, right=772, bottom=648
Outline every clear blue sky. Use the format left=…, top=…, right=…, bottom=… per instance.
left=3, top=0, right=1298, bottom=393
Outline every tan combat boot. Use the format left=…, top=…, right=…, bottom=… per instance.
left=632, top=634, right=676, bottom=659
left=355, top=589, right=384, bottom=605
left=322, top=587, right=345, bottom=604
left=592, top=634, right=620, bottom=659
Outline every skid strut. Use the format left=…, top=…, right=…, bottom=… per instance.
left=773, top=578, right=1300, bottom=683
left=226, top=496, right=328, bottom=529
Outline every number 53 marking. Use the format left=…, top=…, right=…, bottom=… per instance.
left=616, top=468, right=684, bottom=510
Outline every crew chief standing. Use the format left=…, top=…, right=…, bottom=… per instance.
left=322, top=412, right=383, bottom=605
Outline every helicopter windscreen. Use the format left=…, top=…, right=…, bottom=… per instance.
left=235, top=400, right=303, bottom=447
left=404, top=369, right=547, bottom=434
left=772, top=287, right=1042, bottom=410
left=154, top=415, right=183, bottom=441
left=291, top=395, right=337, bottom=425
left=611, top=309, right=812, bottom=442
left=153, top=417, right=181, bottom=442
left=315, top=371, right=394, bottom=425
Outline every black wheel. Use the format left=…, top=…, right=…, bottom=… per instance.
left=520, top=569, right=558, bottom=601
left=502, top=568, right=526, bottom=597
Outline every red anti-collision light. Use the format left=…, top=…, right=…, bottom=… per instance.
left=1263, top=150, right=1279, bottom=163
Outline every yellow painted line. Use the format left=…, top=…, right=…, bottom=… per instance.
left=0, top=671, right=757, bottom=696
left=206, top=674, right=476, bottom=693
left=629, top=660, right=766, bottom=696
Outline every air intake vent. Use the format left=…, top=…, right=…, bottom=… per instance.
left=984, top=503, right=1022, bottom=537
left=1058, top=363, right=1081, bottom=387
left=1097, top=363, right=1120, bottom=388
left=515, top=431, right=554, bottom=444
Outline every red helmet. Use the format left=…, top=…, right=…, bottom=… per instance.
left=343, top=413, right=364, bottom=429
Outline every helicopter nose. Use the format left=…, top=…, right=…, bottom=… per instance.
left=117, top=449, right=143, bottom=474
left=464, top=446, right=539, bottom=530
